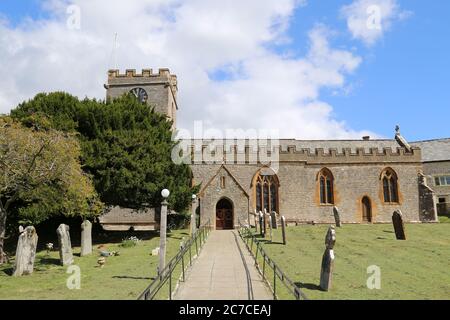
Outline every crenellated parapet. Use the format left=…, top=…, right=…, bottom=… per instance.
left=107, top=68, right=178, bottom=88
left=182, top=140, right=422, bottom=165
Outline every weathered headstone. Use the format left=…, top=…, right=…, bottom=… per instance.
left=281, top=216, right=287, bottom=245
left=333, top=206, right=342, bottom=228
left=320, top=226, right=336, bottom=291
left=263, top=209, right=268, bottom=235
left=259, top=211, right=264, bottom=236
left=191, top=195, right=198, bottom=235
left=271, top=212, right=278, bottom=229
left=13, top=226, right=38, bottom=277
left=392, top=210, right=406, bottom=240
left=268, top=215, right=273, bottom=242
left=80, top=220, right=92, bottom=257
left=57, top=224, right=74, bottom=266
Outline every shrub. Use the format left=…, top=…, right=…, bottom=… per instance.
left=120, top=236, right=140, bottom=248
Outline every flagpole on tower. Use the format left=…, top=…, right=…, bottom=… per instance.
left=113, top=32, right=118, bottom=70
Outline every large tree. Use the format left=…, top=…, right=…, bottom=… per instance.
left=0, top=117, right=101, bottom=264
left=12, top=92, right=198, bottom=212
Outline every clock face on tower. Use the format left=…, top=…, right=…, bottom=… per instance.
left=130, top=87, right=148, bottom=103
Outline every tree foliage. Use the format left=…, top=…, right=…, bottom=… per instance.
left=0, top=116, right=102, bottom=263
left=12, top=92, right=198, bottom=212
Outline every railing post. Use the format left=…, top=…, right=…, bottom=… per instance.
left=262, top=253, right=266, bottom=278
left=195, top=234, right=198, bottom=255
left=273, top=266, right=277, bottom=300
left=189, top=242, right=192, bottom=266
left=181, top=254, right=185, bottom=282
left=168, top=261, right=172, bottom=300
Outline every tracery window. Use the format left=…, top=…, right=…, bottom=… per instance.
left=254, top=170, right=279, bottom=213
left=318, top=168, right=334, bottom=205
left=381, top=168, right=399, bottom=203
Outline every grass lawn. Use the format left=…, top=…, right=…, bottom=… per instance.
left=252, top=223, right=450, bottom=300
left=0, top=229, right=190, bottom=300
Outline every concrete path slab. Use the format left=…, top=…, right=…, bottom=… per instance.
left=174, top=230, right=273, bottom=300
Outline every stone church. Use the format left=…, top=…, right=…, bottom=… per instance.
left=102, top=68, right=450, bottom=230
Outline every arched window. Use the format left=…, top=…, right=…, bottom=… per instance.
left=318, top=168, right=334, bottom=205
left=381, top=168, right=399, bottom=203
left=253, top=169, right=279, bottom=213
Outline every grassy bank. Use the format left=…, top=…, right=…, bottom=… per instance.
left=252, top=223, right=450, bottom=300
left=0, top=229, right=189, bottom=300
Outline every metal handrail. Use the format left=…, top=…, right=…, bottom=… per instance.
left=238, top=221, right=308, bottom=300
left=138, top=219, right=212, bottom=300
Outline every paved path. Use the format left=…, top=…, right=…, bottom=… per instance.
left=174, top=230, right=273, bottom=300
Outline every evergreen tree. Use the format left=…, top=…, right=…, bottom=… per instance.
left=12, top=92, right=198, bottom=212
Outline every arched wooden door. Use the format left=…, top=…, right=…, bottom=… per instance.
left=362, top=196, right=372, bottom=223
left=216, top=198, right=234, bottom=230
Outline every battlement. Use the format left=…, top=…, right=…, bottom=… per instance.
left=184, top=140, right=422, bottom=164
left=107, top=68, right=177, bottom=88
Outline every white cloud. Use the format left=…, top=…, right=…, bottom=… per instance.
left=0, top=0, right=376, bottom=139
left=340, top=0, right=412, bottom=46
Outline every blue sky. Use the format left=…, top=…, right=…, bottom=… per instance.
left=0, top=0, right=449, bottom=141
left=281, top=0, right=450, bottom=141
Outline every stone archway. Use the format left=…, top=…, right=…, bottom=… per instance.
left=216, top=198, right=234, bottom=230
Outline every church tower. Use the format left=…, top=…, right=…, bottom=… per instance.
left=104, top=68, right=178, bottom=128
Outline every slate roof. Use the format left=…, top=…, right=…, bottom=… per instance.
left=411, top=138, right=450, bottom=162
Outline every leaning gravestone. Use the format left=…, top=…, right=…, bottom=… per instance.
left=13, top=226, right=38, bottom=277
left=81, top=220, right=92, bottom=256
left=57, top=224, right=74, bottom=266
left=392, top=210, right=406, bottom=240
left=271, top=212, right=278, bottom=229
left=281, top=216, right=287, bottom=245
left=333, top=206, right=341, bottom=227
left=320, top=226, right=336, bottom=291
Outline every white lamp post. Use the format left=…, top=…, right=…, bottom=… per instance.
left=158, top=189, right=170, bottom=276
left=191, top=194, right=198, bottom=235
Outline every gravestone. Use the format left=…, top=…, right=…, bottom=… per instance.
left=57, top=224, right=74, bottom=266
left=80, top=220, right=92, bottom=256
left=320, top=226, right=336, bottom=291
left=191, top=196, right=198, bottom=235
left=13, top=226, right=38, bottom=277
left=281, top=216, right=287, bottom=245
left=333, top=206, right=342, bottom=228
left=263, top=209, right=268, bottom=235
left=259, top=211, right=264, bottom=236
left=392, top=210, right=406, bottom=240
left=271, top=212, right=278, bottom=229
left=268, top=215, right=273, bottom=242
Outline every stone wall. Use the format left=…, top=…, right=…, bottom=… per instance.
left=192, top=160, right=423, bottom=227
left=422, top=161, right=450, bottom=215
